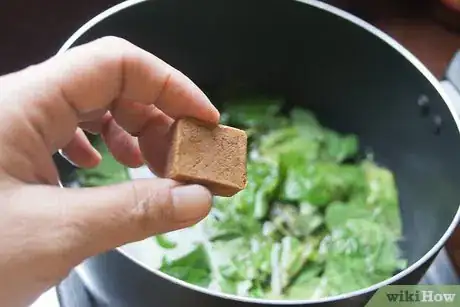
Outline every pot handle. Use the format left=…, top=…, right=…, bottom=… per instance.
left=441, top=50, right=460, bottom=115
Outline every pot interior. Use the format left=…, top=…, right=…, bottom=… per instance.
left=57, top=0, right=460, bottom=300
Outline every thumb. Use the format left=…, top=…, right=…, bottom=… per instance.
left=45, top=179, right=212, bottom=264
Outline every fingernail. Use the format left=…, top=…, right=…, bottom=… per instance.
left=172, top=185, right=212, bottom=222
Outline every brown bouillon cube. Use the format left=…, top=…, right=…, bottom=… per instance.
left=166, top=118, right=247, bottom=197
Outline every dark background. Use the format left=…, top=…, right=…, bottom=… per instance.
left=1, top=0, right=460, bottom=272
left=0, top=0, right=459, bottom=76
left=0, top=0, right=120, bottom=75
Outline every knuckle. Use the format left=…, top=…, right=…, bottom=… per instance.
left=93, top=36, right=132, bottom=67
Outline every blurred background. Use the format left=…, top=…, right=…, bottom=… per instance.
left=1, top=0, right=459, bottom=274
left=0, top=0, right=459, bottom=76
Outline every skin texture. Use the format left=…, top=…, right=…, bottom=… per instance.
left=0, top=36, right=220, bottom=307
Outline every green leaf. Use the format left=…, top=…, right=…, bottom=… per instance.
left=239, top=158, right=281, bottom=219
left=284, top=263, right=325, bottom=299
left=221, top=97, right=287, bottom=134
left=159, top=244, right=212, bottom=287
left=290, top=108, right=321, bottom=129
left=282, top=162, right=366, bottom=206
left=270, top=202, right=323, bottom=238
left=285, top=277, right=326, bottom=299
left=319, top=219, right=406, bottom=295
left=218, top=236, right=273, bottom=294
left=292, top=262, right=323, bottom=285
left=259, top=126, right=321, bottom=164
left=320, top=130, right=359, bottom=162
left=155, top=235, right=177, bottom=249
left=76, top=136, right=130, bottom=187
left=204, top=159, right=280, bottom=240
left=325, top=201, right=370, bottom=230
left=361, top=161, right=402, bottom=236
left=280, top=237, right=316, bottom=290
left=324, top=161, right=402, bottom=237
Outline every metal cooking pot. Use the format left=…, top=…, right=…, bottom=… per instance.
left=55, top=0, right=460, bottom=306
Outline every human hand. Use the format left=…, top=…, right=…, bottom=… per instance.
left=0, top=37, right=219, bottom=307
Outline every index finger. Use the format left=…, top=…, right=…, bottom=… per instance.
left=9, top=36, right=220, bottom=152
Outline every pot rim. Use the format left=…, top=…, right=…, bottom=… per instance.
left=58, top=0, right=460, bottom=304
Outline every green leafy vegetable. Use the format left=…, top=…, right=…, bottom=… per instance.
left=319, top=219, right=406, bottom=296
left=270, top=202, right=323, bottom=238
left=204, top=159, right=280, bottom=241
left=269, top=236, right=317, bottom=295
left=220, top=97, right=288, bottom=139
left=218, top=236, right=273, bottom=297
left=221, top=97, right=285, bottom=128
left=321, top=130, right=359, bottom=163
left=159, top=244, right=212, bottom=287
left=75, top=97, right=406, bottom=300
left=282, top=162, right=366, bottom=206
left=361, top=161, right=402, bottom=236
left=155, top=235, right=177, bottom=249
left=75, top=136, right=129, bottom=187
left=284, top=264, right=325, bottom=299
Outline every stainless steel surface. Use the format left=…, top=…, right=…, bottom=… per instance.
left=419, top=248, right=460, bottom=285
left=54, top=0, right=460, bottom=306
